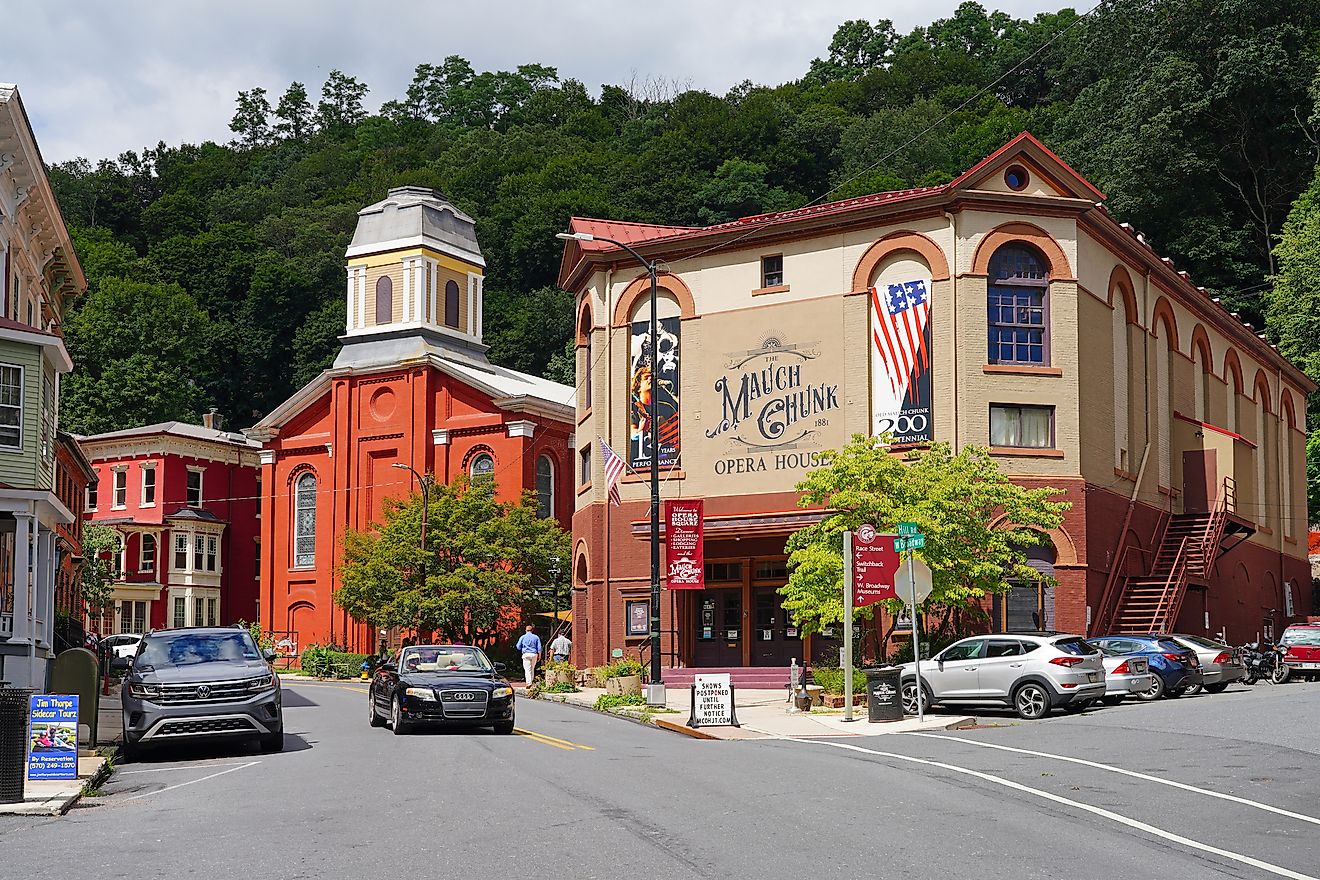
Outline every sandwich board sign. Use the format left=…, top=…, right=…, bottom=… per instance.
left=688, top=673, right=739, bottom=728
left=28, top=694, right=79, bottom=781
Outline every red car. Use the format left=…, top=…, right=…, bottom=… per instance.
left=1279, top=624, right=1320, bottom=680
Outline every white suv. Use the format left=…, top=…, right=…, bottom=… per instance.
left=899, top=633, right=1107, bottom=720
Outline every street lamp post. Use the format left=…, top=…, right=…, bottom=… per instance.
left=392, top=463, right=431, bottom=637
left=557, top=230, right=665, bottom=705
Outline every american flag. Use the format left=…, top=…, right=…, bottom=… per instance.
left=870, top=279, right=931, bottom=400
left=599, top=438, right=627, bottom=507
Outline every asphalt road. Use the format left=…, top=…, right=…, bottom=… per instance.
left=2, top=677, right=1318, bottom=879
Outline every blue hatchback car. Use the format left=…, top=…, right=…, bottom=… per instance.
left=1090, top=635, right=1202, bottom=700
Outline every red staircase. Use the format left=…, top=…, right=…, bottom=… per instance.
left=660, top=666, right=791, bottom=690
left=1105, top=479, right=1234, bottom=634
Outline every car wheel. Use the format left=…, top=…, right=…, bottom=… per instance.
left=391, top=697, right=411, bottom=736
left=1203, top=683, right=1228, bottom=694
left=1184, top=683, right=1203, bottom=696
left=1272, top=664, right=1291, bottom=685
left=1137, top=674, right=1165, bottom=701
left=369, top=695, right=386, bottom=728
left=494, top=720, right=515, bottom=735
left=259, top=731, right=284, bottom=752
left=1013, top=682, right=1051, bottom=720
left=900, top=680, right=931, bottom=716
left=1101, top=696, right=1125, bottom=706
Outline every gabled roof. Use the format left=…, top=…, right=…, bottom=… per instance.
left=78, top=421, right=262, bottom=450
left=558, top=132, right=1097, bottom=289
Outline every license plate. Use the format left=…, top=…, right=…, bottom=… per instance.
left=1293, top=662, right=1320, bottom=670
left=1087, top=672, right=1099, bottom=683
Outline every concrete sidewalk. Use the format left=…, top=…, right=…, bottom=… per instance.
left=538, top=685, right=973, bottom=740
left=0, top=754, right=112, bottom=816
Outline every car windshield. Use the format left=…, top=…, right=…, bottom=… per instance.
left=1178, top=635, right=1228, bottom=651
left=1280, top=627, right=1320, bottom=647
left=1096, top=642, right=1132, bottom=657
left=398, top=645, right=493, bottom=673
left=136, top=632, right=261, bottom=668
left=1053, top=637, right=1099, bottom=655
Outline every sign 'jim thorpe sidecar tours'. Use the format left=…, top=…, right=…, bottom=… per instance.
left=28, top=694, right=79, bottom=781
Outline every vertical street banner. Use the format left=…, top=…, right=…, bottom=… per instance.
left=27, top=694, right=79, bottom=781
left=870, top=277, right=933, bottom=444
left=629, top=315, right=681, bottom=469
left=852, top=525, right=900, bottom=607
left=665, top=499, right=704, bottom=589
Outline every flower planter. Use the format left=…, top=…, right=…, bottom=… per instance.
left=544, top=668, right=574, bottom=689
left=605, top=674, right=643, bottom=696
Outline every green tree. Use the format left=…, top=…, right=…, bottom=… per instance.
left=336, top=476, right=570, bottom=643
left=806, top=18, right=897, bottom=85
left=80, top=524, right=119, bottom=627
left=780, top=437, right=1070, bottom=650
left=274, top=81, right=314, bottom=140
left=230, top=87, right=273, bottom=147
left=316, top=70, right=369, bottom=131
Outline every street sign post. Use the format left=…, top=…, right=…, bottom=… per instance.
left=897, top=522, right=920, bottom=536
left=892, top=528, right=928, bottom=723
left=894, top=534, right=925, bottom=552
left=843, top=526, right=900, bottom=721
left=895, top=557, right=934, bottom=605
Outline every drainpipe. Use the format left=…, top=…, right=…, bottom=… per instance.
left=1276, top=364, right=1287, bottom=623
left=603, top=265, right=613, bottom=668
left=944, top=210, right=958, bottom=452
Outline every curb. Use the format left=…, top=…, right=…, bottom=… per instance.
left=533, top=693, right=712, bottom=739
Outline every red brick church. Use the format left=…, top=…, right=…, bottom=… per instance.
left=249, top=187, right=574, bottom=654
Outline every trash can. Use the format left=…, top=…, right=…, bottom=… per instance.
left=0, top=686, right=33, bottom=804
left=863, top=667, right=903, bottom=723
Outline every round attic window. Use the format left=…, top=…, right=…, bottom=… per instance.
left=1005, top=165, right=1030, bottom=191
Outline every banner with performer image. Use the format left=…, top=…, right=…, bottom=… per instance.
left=870, top=277, right=933, bottom=444
left=629, top=315, right=681, bottom=469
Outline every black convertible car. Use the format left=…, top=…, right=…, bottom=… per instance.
left=368, top=644, right=515, bottom=735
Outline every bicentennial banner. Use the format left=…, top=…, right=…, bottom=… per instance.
left=664, top=499, right=704, bottom=589
left=629, top=315, right=681, bottom=469
left=870, top=277, right=933, bottom=444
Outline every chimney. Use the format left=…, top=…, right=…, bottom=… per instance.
left=202, top=407, right=224, bottom=431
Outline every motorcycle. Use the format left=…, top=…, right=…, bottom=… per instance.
left=1240, top=642, right=1290, bottom=685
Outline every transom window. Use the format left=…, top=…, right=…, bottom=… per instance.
left=987, top=244, right=1049, bottom=365
left=535, top=455, right=554, bottom=519
left=990, top=404, right=1054, bottom=449
left=294, top=472, right=317, bottom=568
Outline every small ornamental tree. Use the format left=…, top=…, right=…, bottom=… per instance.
left=335, top=475, right=569, bottom=645
left=780, top=436, right=1070, bottom=656
left=81, top=524, right=119, bottom=629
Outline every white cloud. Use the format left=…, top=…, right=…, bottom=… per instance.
left=3, top=0, right=1064, bottom=163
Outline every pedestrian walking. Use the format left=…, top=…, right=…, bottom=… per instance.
left=549, top=630, right=571, bottom=662
left=516, top=625, right=542, bottom=684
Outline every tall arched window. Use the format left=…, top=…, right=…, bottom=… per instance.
left=987, top=244, right=1049, bottom=365
left=469, top=452, right=494, bottom=495
left=1111, top=299, right=1129, bottom=471
left=293, top=472, right=317, bottom=568
left=375, top=276, right=393, bottom=325
left=536, top=455, right=555, bottom=519
left=445, top=280, right=460, bottom=329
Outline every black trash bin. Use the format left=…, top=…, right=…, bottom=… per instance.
left=863, top=667, right=903, bottom=723
left=0, top=686, right=33, bottom=804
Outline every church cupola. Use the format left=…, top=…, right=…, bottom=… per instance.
left=342, top=186, right=484, bottom=344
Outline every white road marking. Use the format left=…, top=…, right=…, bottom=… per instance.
left=789, top=737, right=1318, bottom=880
left=118, top=760, right=260, bottom=802
left=905, top=732, right=1320, bottom=828
left=117, top=763, right=253, bottom=775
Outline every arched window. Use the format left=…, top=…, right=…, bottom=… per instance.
left=1111, top=299, right=1129, bottom=471
left=469, top=452, right=495, bottom=494
left=987, top=244, right=1048, bottom=365
left=140, top=533, right=157, bottom=572
left=293, top=472, right=317, bottom=568
left=445, top=280, right=460, bottom=329
left=536, top=455, right=555, bottom=519
left=375, top=276, right=393, bottom=325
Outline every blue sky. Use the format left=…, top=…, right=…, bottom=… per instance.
left=5, top=0, right=1063, bottom=163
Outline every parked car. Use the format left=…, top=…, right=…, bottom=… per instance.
left=1094, top=644, right=1153, bottom=705
left=101, top=633, right=143, bottom=672
left=121, top=626, right=283, bottom=759
left=1156, top=634, right=1245, bottom=694
left=1278, top=624, right=1320, bottom=680
left=1089, top=635, right=1201, bottom=700
left=899, top=632, right=1106, bottom=720
left=369, top=644, right=514, bottom=735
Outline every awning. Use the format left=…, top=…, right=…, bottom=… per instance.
left=533, top=609, right=572, bottom=622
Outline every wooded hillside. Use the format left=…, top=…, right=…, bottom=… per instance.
left=48, top=0, right=1320, bottom=475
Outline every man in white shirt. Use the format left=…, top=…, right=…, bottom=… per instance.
left=549, top=631, right=571, bottom=663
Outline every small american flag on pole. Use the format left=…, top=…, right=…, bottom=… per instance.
left=599, top=438, right=627, bottom=507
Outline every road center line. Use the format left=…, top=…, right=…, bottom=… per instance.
left=788, top=737, right=1318, bottom=880
left=516, top=730, right=575, bottom=750
left=904, top=732, right=1320, bottom=828
left=118, top=761, right=260, bottom=803
left=515, top=727, right=594, bottom=750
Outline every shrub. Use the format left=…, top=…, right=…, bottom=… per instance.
left=300, top=645, right=370, bottom=678
left=591, top=658, right=644, bottom=685
left=593, top=692, right=646, bottom=711
left=545, top=681, right=578, bottom=693
left=811, top=666, right=868, bottom=695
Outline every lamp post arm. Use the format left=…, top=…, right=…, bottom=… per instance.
left=591, top=236, right=657, bottom=273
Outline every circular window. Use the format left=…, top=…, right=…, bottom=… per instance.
left=1005, top=165, right=1029, bottom=191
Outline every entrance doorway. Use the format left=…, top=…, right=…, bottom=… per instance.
left=1182, top=449, right=1218, bottom=513
left=692, top=589, right=742, bottom=666
left=751, top=586, right=803, bottom=666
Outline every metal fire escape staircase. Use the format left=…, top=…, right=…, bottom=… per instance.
left=1098, top=478, right=1253, bottom=635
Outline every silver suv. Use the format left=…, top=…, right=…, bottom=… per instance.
left=899, top=632, right=1107, bottom=719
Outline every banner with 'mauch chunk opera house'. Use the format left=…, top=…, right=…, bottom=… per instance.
left=870, top=277, right=933, bottom=444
